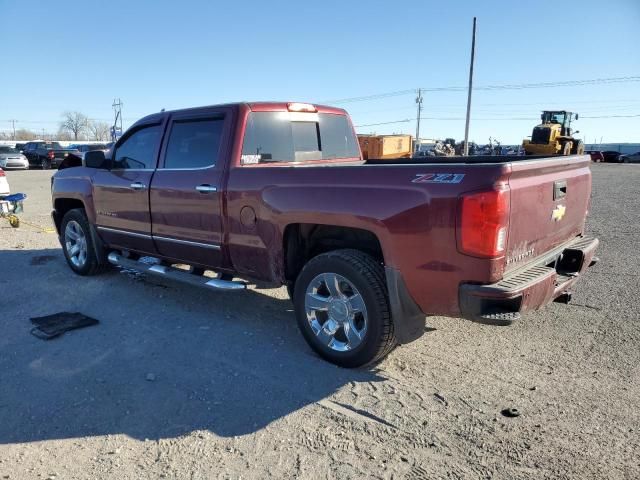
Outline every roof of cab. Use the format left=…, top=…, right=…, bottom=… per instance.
left=131, top=101, right=347, bottom=127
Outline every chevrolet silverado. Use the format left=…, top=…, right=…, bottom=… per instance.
left=50, top=102, right=599, bottom=367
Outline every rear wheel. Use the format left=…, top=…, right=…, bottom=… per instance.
left=41, top=157, right=51, bottom=169
left=572, top=140, right=585, bottom=155
left=293, top=249, right=396, bottom=368
left=60, top=209, right=109, bottom=276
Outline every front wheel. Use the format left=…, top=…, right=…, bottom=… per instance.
left=293, top=249, right=397, bottom=368
left=60, top=209, right=109, bottom=275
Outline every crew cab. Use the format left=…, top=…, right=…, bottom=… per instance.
left=51, top=102, right=599, bottom=367
left=23, top=141, right=79, bottom=169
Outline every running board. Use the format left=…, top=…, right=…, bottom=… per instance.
left=107, top=252, right=246, bottom=291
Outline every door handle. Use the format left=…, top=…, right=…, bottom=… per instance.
left=196, top=184, right=217, bottom=193
left=130, top=182, right=147, bottom=190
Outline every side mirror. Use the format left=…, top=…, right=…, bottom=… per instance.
left=575, top=113, right=579, bottom=120
left=58, top=153, right=82, bottom=170
left=574, top=130, right=580, bottom=135
left=84, top=150, right=110, bottom=169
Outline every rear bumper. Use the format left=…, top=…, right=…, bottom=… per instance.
left=459, top=236, right=599, bottom=325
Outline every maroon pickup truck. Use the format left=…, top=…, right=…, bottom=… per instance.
left=51, top=102, right=598, bottom=367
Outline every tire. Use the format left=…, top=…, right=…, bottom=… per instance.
left=293, top=249, right=397, bottom=368
left=60, top=208, right=109, bottom=276
left=41, top=157, right=50, bottom=170
left=561, top=142, right=571, bottom=156
left=571, top=140, right=585, bottom=155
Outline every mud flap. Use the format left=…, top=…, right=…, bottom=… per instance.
left=385, top=267, right=426, bottom=344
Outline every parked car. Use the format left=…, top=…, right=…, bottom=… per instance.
left=586, top=150, right=605, bottom=163
left=601, top=150, right=622, bottom=163
left=71, top=143, right=110, bottom=160
left=22, top=141, right=80, bottom=169
left=14, top=143, right=26, bottom=153
left=51, top=101, right=599, bottom=367
left=0, top=146, right=29, bottom=170
left=619, top=151, right=640, bottom=163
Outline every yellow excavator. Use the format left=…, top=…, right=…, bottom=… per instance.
left=522, top=111, right=585, bottom=156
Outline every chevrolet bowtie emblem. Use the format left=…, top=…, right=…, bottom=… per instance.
left=551, top=204, right=566, bottom=221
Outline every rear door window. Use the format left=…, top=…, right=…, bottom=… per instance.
left=241, top=112, right=359, bottom=164
left=163, top=118, right=224, bottom=169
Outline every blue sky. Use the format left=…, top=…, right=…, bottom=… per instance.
left=1, top=0, right=639, bottom=144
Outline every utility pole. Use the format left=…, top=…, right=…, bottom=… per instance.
left=415, top=88, right=423, bottom=148
left=9, top=119, right=17, bottom=140
left=42, top=128, right=46, bottom=140
left=463, top=17, right=477, bottom=156
left=112, top=98, right=123, bottom=142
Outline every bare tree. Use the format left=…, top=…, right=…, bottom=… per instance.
left=14, top=129, right=38, bottom=141
left=60, top=111, right=89, bottom=140
left=88, top=120, right=111, bottom=141
left=56, top=129, right=74, bottom=141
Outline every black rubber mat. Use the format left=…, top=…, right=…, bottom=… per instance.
left=30, top=312, right=99, bottom=340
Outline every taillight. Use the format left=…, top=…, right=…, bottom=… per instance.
left=0, top=169, right=5, bottom=176
left=458, top=188, right=510, bottom=258
left=47, top=151, right=55, bottom=159
left=287, top=102, right=317, bottom=113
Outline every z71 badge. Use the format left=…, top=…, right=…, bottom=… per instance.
left=412, top=173, right=465, bottom=184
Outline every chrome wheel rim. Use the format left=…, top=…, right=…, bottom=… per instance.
left=64, top=220, right=88, bottom=267
left=304, top=273, right=368, bottom=352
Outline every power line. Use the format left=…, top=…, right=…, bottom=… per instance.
left=354, top=113, right=640, bottom=127
left=354, top=119, right=411, bottom=128
left=325, top=75, right=640, bottom=104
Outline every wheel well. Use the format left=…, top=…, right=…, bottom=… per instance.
left=283, top=224, right=384, bottom=283
left=53, top=198, right=85, bottom=231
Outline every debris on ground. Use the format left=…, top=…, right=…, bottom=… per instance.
left=501, top=408, right=521, bottom=418
left=30, top=312, right=99, bottom=340
left=434, top=393, right=448, bottom=406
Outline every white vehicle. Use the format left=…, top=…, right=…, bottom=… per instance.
left=0, top=146, right=29, bottom=170
left=0, top=169, right=10, bottom=196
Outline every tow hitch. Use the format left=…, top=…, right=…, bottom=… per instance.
left=554, top=291, right=572, bottom=304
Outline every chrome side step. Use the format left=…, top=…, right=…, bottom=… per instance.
left=107, top=252, right=246, bottom=291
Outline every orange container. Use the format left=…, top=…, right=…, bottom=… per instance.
left=358, top=135, right=412, bottom=159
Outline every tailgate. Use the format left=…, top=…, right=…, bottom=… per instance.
left=505, top=155, right=592, bottom=271
left=53, top=150, right=71, bottom=159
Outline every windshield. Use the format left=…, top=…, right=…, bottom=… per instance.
left=543, top=112, right=567, bottom=124
left=241, top=112, right=360, bottom=164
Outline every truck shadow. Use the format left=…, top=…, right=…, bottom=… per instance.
left=0, top=248, right=385, bottom=444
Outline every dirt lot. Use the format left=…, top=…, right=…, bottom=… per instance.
left=0, top=164, right=638, bottom=479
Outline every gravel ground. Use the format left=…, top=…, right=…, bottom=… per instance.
left=0, top=164, right=638, bottom=479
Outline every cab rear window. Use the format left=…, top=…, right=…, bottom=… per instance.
left=241, top=112, right=359, bottom=164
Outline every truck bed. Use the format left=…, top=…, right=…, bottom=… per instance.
left=365, top=154, right=586, bottom=165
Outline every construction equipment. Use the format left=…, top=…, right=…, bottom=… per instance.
left=0, top=192, right=26, bottom=228
left=522, top=111, right=585, bottom=156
